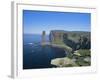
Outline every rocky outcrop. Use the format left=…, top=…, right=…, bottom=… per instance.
left=49, top=30, right=90, bottom=51
left=51, top=57, right=78, bottom=67
left=51, top=49, right=91, bottom=67
left=49, top=30, right=91, bottom=67
left=49, top=30, right=65, bottom=44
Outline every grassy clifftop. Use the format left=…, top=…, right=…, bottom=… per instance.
left=49, top=30, right=90, bottom=51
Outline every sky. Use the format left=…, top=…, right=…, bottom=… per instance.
left=23, top=10, right=91, bottom=34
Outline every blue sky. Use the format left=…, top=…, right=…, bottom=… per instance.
left=23, top=10, right=91, bottom=34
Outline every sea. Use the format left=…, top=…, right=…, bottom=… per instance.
left=23, top=34, right=66, bottom=69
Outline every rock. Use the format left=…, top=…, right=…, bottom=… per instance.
left=74, top=49, right=91, bottom=57
left=84, top=57, right=91, bottom=62
left=74, top=52, right=81, bottom=56
left=51, top=57, right=78, bottom=67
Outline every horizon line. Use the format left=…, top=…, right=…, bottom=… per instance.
left=24, top=30, right=90, bottom=34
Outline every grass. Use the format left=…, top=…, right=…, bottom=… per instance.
left=51, top=40, right=73, bottom=53
left=50, top=38, right=91, bottom=67
left=51, top=49, right=91, bottom=67
left=73, top=49, right=91, bottom=66
left=76, top=49, right=91, bottom=56
left=49, top=31, right=91, bottom=67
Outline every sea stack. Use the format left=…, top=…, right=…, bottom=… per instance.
left=42, top=31, right=46, bottom=45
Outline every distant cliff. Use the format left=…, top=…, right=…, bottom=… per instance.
left=49, top=30, right=90, bottom=51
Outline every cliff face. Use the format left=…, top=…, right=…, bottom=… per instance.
left=49, top=30, right=64, bottom=44
left=49, top=30, right=91, bottom=67
left=49, top=30, right=90, bottom=51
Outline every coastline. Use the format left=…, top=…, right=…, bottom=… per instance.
left=41, top=42, right=72, bottom=54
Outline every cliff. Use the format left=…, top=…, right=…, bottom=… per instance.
left=49, top=30, right=90, bottom=51
left=49, top=30, right=91, bottom=67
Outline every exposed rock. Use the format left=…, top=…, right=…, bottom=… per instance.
left=49, top=30, right=90, bottom=51
left=75, top=49, right=91, bottom=56
left=42, top=31, right=46, bottom=44
left=84, top=57, right=91, bottom=62
left=74, top=51, right=81, bottom=56
left=51, top=57, right=78, bottom=67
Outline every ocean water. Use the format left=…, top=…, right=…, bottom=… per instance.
left=23, top=34, right=49, bottom=44
left=23, top=34, right=66, bottom=69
